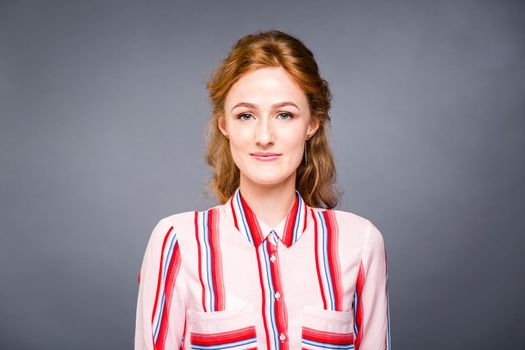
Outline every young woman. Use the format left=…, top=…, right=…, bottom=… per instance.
left=135, top=30, right=390, bottom=350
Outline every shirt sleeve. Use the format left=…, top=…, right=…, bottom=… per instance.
left=135, top=218, right=187, bottom=350
left=354, top=220, right=391, bottom=350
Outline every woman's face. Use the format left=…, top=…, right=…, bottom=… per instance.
left=219, top=66, right=319, bottom=188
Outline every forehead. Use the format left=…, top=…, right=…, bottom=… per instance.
left=225, top=66, right=308, bottom=108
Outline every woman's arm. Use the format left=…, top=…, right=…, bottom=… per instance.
left=135, top=219, right=187, bottom=350
left=354, top=220, right=391, bottom=350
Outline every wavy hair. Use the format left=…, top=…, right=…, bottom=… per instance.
left=205, top=30, right=340, bottom=208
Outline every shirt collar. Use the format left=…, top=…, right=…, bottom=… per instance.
left=225, top=187, right=310, bottom=247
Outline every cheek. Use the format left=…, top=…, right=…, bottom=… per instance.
left=228, top=135, right=249, bottom=161
left=281, top=128, right=307, bottom=151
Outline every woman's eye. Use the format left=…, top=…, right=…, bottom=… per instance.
left=237, top=113, right=253, bottom=120
left=277, top=112, right=294, bottom=120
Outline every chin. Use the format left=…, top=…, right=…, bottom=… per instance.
left=244, top=171, right=295, bottom=188
left=255, top=179, right=285, bottom=187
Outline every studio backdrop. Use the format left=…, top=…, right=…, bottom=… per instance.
left=1, top=1, right=524, bottom=349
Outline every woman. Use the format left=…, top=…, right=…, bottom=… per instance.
left=135, top=30, right=390, bottom=350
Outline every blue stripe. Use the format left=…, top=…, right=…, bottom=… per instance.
left=191, top=337, right=257, bottom=350
left=202, top=211, right=216, bottom=311
left=154, top=233, right=177, bottom=341
left=235, top=190, right=254, bottom=244
left=353, top=290, right=359, bottom=336
left=302, top=338, right=354, bottom=349
left=153, top=294, right=165, bottom=341
left=162, top=234, right=177, bottom=280
left=261, top=241, right=279, bottom=349
left=318, top=212, right=336, bottom=310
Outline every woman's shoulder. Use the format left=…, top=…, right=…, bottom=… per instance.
left=145, top=210, right=192, bottom=243
left=149, top=204, right=223, bottom=241
left=310, top=207, right=384, bottom=242
left=309, top=206, right=372, bottom=228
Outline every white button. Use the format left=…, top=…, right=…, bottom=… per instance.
left=274, top=291, right=280, bottom=299
left=270, top=255, right=276, bottom=262
left=279, top=333, right=286, bottom=341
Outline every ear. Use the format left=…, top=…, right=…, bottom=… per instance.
left=306, top=117, right=320, bottom=140
left=217, top=115, right=229, bottom=138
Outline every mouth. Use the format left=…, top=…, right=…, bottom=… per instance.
left=250, top=152, right=282, bottom=161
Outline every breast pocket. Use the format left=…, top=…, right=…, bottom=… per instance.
left=187, top=305, right=258, bottom=350
left=301, top=306, right=355, bottom=350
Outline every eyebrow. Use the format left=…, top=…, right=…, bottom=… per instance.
left=231, top=101, right=300, bottom=112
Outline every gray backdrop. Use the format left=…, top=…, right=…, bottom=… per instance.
left=1, top=1, right=524, bottom=349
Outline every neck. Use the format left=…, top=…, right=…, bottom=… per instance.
left=239, top=174, right=297, bottom=228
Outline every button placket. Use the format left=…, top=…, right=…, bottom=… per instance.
left=265, top=232, right=288, bottom=346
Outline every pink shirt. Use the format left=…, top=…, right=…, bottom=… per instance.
left=135, top=188, right=391, bottom=350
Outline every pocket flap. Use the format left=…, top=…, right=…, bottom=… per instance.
left=302, top=305, right=354, bottom=334
left=188, top=305, right=255, bottom=333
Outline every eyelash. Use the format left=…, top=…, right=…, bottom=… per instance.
left=278, top=112, right=295, bottom=120
left=236, top=112, right=295, bottom=120
left=237, top=113, right=252, bottom=120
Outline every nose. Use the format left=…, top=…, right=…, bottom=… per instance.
left=254, top=117, right=275, bottom=147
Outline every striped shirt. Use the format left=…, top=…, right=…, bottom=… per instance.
left=135, top=188, right=390, bottom=350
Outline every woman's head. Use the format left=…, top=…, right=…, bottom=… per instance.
left=206, top=30, right=339, bottom=208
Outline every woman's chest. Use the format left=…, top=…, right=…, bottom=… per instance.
left=180, top=231, right=362, bottom=349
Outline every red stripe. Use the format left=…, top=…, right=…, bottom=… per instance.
left=180, top=318, right=187, bottom=350
left=255, top=247, right=271, bottom=350
left=302, top=200, right=307, bottom=232
left=312, top=210, right=328, bottom=310
left=302, top=326, right=354, bottom=345
left=355, top=262, right=365, bottom=349
left=156, top=243, right=182, bottom=350
left=208, top=208, right=225, bottom=311
left=151, top=226, right=174, bottom=324
left=230, top=196, right=239, bottom=229
left=282, top=193, right=299, bottom=247
left=267, top=242, right=289, bottom=350
left=239, top=192, right=264, bottom=246
left=194, top=211, right=207, bottom=311
left=190, top=325, right=256, bottom=345
left=325, top=210, right=343, bottom=311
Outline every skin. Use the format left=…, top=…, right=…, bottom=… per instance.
left=218, top=66, right=319, bottom=227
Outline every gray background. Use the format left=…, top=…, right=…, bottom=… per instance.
left=1, top=0, right=524, bottom=349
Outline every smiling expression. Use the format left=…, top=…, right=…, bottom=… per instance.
left=219, top=66, right=319, bottom=188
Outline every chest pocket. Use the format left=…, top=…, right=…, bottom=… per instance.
left=187, top=305, right=258, bottom=349
left=301, top=306, right=355, bottom=350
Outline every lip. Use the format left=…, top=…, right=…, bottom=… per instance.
left=250, top=152, right=282, bottom=161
